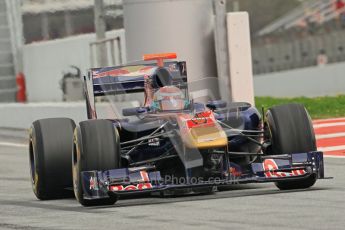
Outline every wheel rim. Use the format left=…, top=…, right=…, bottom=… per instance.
left=29, top=139, right=36, bottom=185
left=72, top=130, right=82, bottom=202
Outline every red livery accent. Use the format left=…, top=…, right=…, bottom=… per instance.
left=229, top=167, right=242, bottom=177
left=93, top=69, right=130, bottom=78
left=143, top=53, right=177, bottom=67
left=109, top=185, right=123, bottom=191
left=109, top=183, right=153, bottom=191
left=109, top=171, right=153, bottom=191
left=124, top=185, right=137, bottom=191
left=263, top=159, right=306, bottom=178
left=89, top=177, right=96, bottom=190
left=186, top=111, right=216, bottom=128
left=140, top=171, right=150, bottom=182
left=137, top=183, right=153, bottom=190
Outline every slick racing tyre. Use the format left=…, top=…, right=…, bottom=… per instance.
left=29, top=118, right=76, bottom=200
left=266, top=104, right=317, bottom=190
left=73, top=120, right=120, bottom=206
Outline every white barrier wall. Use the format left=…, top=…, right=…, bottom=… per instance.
left=123, top=0, right=219, bottom=102
left=254, top=62, right=345, bottom=97
left=227, top=12, right=254, bottom=105
left=0, top=101, right=139, bottom=129
left=23, top=29, right=125, bottom=102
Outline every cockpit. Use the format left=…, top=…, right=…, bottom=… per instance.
left=151, top=86, right=187, bottom=111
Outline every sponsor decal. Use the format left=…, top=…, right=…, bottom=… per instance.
left=93, top=66, right=156, bottom=79
left=229, top=167, right=242, bottom=177
left=110, top=183, right=153, bottom=191
left=89, top=176, right=98, bottom=190
left=109, top=171, right=153, bottom=192
left=139, top=66, right=155, bottom=73
left=187, top=111, right=215, bottom=128
left=263, top=159, right=306, bottom=178
left=148, top=138, right=160, bottom=146
left=168, top=63, right=178, bottom=72
left=93, top=69, right=130, bottom=78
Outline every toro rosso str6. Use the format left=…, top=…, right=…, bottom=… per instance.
left=29, top=53, right=326, bottom=206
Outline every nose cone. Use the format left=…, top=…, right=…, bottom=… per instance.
left=188, top=126, right=228, bottom=149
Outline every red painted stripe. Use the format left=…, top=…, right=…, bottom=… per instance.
left=324, top=150, right=345, bottom=156
left=313, top=118, right=345, bottom=124
left=316, top=136, right=345, bottom=147
left=312, top=118, right=345, bottom=156
left=313, top=125, right=345, bottom=135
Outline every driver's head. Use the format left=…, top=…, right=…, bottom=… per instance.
left=152, top=86, right=185, bottom=111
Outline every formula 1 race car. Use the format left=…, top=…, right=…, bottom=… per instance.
left=29, top=53, right=325, bottom=206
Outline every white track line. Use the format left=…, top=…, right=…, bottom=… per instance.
left=0, top=142, right=27, bottom=148
left=313, top=117, right=345, bottom=123
left=324, top=155, right=345, bottom=158
left=316, top=132, right=345, bottom=139
left=318, top=145, right=345, bottom=152
left=313, top=122, right=345, bottom=128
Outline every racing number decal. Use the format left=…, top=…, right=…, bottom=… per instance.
left=109, top=171, right=153, bottom=191
left=263, top=159, right=306, bottom=178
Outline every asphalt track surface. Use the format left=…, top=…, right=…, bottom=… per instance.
left=0, top=128, right=344, bottom=230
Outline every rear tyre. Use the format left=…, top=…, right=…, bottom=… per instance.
left=265, top=104, right=317, bottom=190
left=29, top=118, right=75, bottom=200
left=72, top=120, right=120, bottom=206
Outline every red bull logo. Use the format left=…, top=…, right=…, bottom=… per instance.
left=109, top=171, right=153, bottom=192
left=263, top=159, right=306, bottom=178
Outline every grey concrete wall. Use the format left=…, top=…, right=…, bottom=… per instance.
left=0, top=0, right=16, bottom=102
left=254, top=62, right=345, bottom=97
left=22, top=29, right=125, bottom=102
left=252, top=30, right=345, bottom=75
left=123, top=0, right=219, bottom=100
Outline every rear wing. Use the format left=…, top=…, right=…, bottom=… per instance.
left=88, top=61, right=187, bottom=96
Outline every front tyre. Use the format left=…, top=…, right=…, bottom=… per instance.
left=266, top=104, right=317, bottom=190
left=72, top=120, right=120, bottom=206
left=29, top=118, right=75, bottom=200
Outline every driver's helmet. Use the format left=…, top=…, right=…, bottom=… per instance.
left=152, top=86, right=185, bottom=111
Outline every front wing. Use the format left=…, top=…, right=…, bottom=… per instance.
left=81, top=151, right=325, bottom=200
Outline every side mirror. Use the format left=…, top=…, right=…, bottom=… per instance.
left=206, top=100, right=227, bottom=110
left=122, top=107, right=148, bottom=116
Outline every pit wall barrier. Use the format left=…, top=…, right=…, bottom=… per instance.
left=22, top=29, right=125, bottom=102
left=0, top=101, right=138, bottom=129
left=254, top=61, right=345, bottom=97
